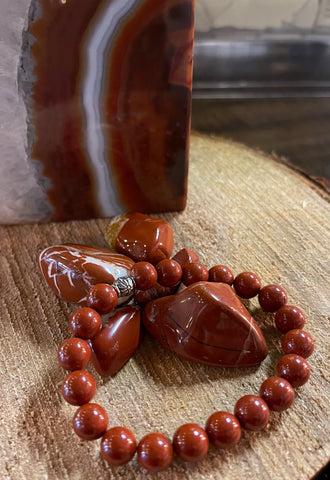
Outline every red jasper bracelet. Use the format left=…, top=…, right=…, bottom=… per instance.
left=57, top=257, right=314, bottom=473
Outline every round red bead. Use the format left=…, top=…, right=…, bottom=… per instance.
left=208, top=265, right=234, bottom=285
left=205, top=411, right=241, bottom=449
left=260, top=376, right=295, bottom=411
left=61, top=370, right=96, bottom=406
left=69, top=307, right=102, bottom=339
left=276, top=354, right=310, bottom=387
left=258, top=284, right=287, bottom=312
left=137, top=433, right=173, bottom=472
left=57, top=338, right=91, bottom=371
left=156, top=259, right=182, bottom=287
left=234, top=395, right=270, bottom=431
left=73, top=403, right=108, bottom=440
left=233, top=272, right=261, bottom=299
left=87, top=283, right=118, bottom=314
left=275, top=305, right=306, bottom=333
left=182, top=262, right=209, bottom=286
left=281, top=329, right=314, bottom=358
left=173, top=423, right=209, bottom=462
left=131, top=262, right=158, bottom=291
left=101, top=427, right=137, bottom=466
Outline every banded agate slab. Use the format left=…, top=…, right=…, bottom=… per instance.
left=17, top=0, right=194, bottom=222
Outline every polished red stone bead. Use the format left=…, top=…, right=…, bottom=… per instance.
left=205, top=411, right=241, bottom=449
left=281, top=329, right=314, bottom=358
left=57, top=338, right=91, bottom=370
left=208, top=265, right=234, bottom=285
left=276, top=354, right=310, bottom=388
left=69, top=307, right=102, bottom=339
left=156, top=259, right=182, bottom=287
left=182, top=262, right=209, bottom=286
left=233, top=272, right=261, bottom=299
left=101, top=427, right=137, bottom=466
left=73, top=403, right=108, bottom=440
left=173, top=423, right=209, bottom=463
left=61, top=370, right=96, bottom=406
left=137, top=433, right=173, bottom=472
left=258, top=284, right=287, bottom=312
left=131, top=262, right=158, bottom=291
left=87, top=283, right=118, bottom=314
left=234, top=395, right=270, bottom=431
left=172, top=248, right=199, bottom=268
left=260, top=376, right=295, bottom=411
left=275, top=305, right=306, bottom=333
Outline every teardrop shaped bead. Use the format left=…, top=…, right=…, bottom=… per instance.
left=90, top=306, right=141, bottom=377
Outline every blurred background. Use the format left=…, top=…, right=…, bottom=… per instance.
left=192, top=0, right=330, bottom=183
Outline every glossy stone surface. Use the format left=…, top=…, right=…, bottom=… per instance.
left=205, top=411, right=241, bottom=449
left=73, top=403, right=108, bottom=440
left=137, top=433, right=173, bottom=472
left=233, top=272, right=261, bottom=299
left=131, top=262, right=158, bottom=291
left=182, top=262, right=209, bottom=286
left=90, top=306, right=140, bottom=377
left=26, top=1, right=194, bottom=220
left=57, top=338, right=91, bottom=371
left=143, top=282, right=268, bottom=367
left=105, top=213, right=174, bottom=264
left=276, top=354, right=310, bottom=387
left=258, top=284, right=287, bottom=312
left=173, top=424, right=209, bottom=462
left=39, top=244, right=135, bottom=305
left=61, top=370, right=96, bottom=406
left=87, top=283, right=118, bottom=314
left=69, top=308, right=102, bottom=339
left=234, top=395, right=270, bottom=431
left=209, top=265, right=234, bottom=285
left=172, top=248, right=199, bottom=268
left=275, top=305, right=306, bottom=333
left=281, top=329, right=314, bottom=358
left=260, top=377, right=295, bottom=411
left=156, top=259, right=182, bottom=287
left=101, top=427, right=137, bottom=466
left=134, top=282, right=177, bottom=304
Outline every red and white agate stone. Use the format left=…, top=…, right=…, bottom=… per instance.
left=39, top=244, right=135, bottom=305
left=19, top=0, right=194, bottom=222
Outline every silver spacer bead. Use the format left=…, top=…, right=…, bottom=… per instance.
left=112, top=276, right=136, bottom=297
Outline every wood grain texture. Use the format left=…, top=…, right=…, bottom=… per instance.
left=0, top=133, right=329, bottom=480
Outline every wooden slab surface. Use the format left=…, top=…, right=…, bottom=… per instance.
left=0, top=133, right=329, bottom=480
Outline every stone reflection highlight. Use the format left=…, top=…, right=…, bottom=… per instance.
left=143, top=282, right=268, bottom=367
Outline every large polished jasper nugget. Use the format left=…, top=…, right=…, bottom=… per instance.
left=143, top=282, right=268, bottom=367
left=39, top=244, right=135, bottom=305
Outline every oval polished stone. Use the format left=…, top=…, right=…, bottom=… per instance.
left=39, top=244, right=135, bottom=305
left=90, top=306, right=141, bottom=377
left=143, top=282, right=268, bottom=367
left=105, top=213, right=174, bottom=264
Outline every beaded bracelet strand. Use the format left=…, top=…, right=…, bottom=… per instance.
left=57, top=259, right=314, bottom=472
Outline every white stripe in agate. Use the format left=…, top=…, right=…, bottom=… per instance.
left=80, top=0, right=139, bottom=216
